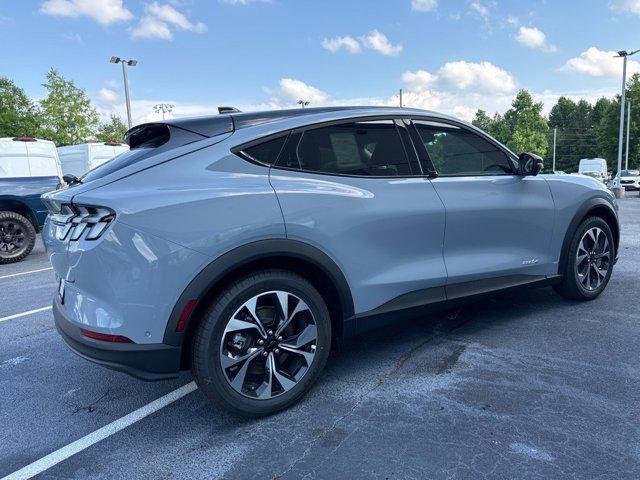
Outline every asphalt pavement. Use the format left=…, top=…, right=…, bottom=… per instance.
left=1, top=198, right=639, bottom=479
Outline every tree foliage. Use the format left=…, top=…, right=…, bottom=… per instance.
left=473, top=89, right=548, bottom=157
left=0, top=77, right=42, bottom=137
left=40, top=69, right=99, bottom=146
left=96, top=115, right=128, bottom=143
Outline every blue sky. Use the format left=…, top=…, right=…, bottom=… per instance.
left=1, top=0, right=639, bottom=124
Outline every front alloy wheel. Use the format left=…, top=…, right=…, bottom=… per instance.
left=554, top=216, right=614, bottom=301
left=575, top=227, right=611, bottom=292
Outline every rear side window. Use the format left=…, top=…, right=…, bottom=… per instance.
left=414, top=121, right=512, bottom=176
left=277, top=120, right=411, bottom=177
left=239, top=136, right=287, bottom=166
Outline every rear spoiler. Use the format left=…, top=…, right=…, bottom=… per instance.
left=124, top=115, right=235, bottom=148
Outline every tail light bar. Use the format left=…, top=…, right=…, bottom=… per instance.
left=50, top=204, right=115, bottom=241
left=80, top=328, right=133, bottom=343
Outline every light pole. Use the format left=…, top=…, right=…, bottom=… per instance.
left=552, top=127, right=557, bottom=172
left=625, top=100, right=631, bottom=171
left=110, top=56, right=138, bottom=129
left=297, top=100, right=310, bottom=108
left=154, top=103, right=174, bottom=120
left=613, top=49, right=639, bottom=197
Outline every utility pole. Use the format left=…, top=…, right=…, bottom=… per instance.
left=399, top=88, right=403, bottom=108
left=625, top=100, right=631, bottom=171
left=110, top=56, right=138, bottom=129
left=614, top=49, right=639, bottom=197
left=552, top=127, right=557, bottom=172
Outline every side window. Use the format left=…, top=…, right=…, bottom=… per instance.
left=413, top=121, right=513, bottom=175
left=239, top=135, right=287, bottom=166
left=277, top=120, right=412, bottom=177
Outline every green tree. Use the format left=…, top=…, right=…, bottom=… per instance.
left=40, top=68, right=99, bottom=146
left=504, top=89, right=548, bottom=157
left=0, top=77, right=42, bottom=137
left=472, top=109, right=492, bottom=131
left=595, top=73, right=640, bottom=172
left=96, top=115, right=128, bottom=143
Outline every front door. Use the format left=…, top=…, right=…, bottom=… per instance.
left=410, top=119, right=556, bottom=287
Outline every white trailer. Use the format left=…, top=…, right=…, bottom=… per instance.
left=58, top=142, right=129, bottom=178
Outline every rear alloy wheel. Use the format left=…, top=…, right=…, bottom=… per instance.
left=554, top=216, right=614, bottom=301
left=192, top=270, right=331, bottom=416
left=0, top=211, right=36, bottom=264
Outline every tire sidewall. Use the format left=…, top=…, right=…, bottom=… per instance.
left=193, top=271, right=331, bottom=416
left=0, top=212, right=36, bottom=264
left=570, top=217, right=614, bottom=299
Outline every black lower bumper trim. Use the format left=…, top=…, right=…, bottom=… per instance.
left=53, top=300, right=182, bottom=381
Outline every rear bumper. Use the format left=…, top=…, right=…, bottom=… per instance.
left=53, top=298, right=182, bottom=381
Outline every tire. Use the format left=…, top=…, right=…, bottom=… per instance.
left=0, top=211, right=36, bottom=264
left=192, top=269, right=331, bottom=417
left=554, top=216, right=615, bottom=301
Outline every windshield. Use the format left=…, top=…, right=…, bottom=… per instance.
left=621, top=170, right=639, bottom=176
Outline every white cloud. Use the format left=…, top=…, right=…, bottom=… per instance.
left=516, top=26, right=556, bottom=52
left=560, top=47, right=640, bottom=78
left=132, top=2, right=207, bottom=40
left=506, top=15, right=519, bottom=26
left=610, top=0, right=640, bottom=15
left=436, top=60, right=516, bottom=93
left=267, top=78, right=330, bottom=105
left=220, top=0, right=270, bottom=4
left=321, top=36, right=362, bottom=54
left=359, top=30, right=403, bottom=56
left=469, top=0, right=490, bottom=18
left=98, top=88, right=119, bottom=104
left=132, top=15, right=172, bottom=39
left=321, top=30, right=402, bottom=56
left=411, top=0, right=437, bottom=12
left=401, top=70, right=437, bottom=92
left=40, top=0, right=132, bottom=25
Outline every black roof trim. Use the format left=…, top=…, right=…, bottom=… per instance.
left=125, top=106, right=400, bottom=144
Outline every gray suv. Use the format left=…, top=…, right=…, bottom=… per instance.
left=43, top=107, right=619, bottom=416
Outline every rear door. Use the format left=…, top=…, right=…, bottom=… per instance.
left=408, top=118, right=556, bottom=290
left=265, top=118, right=447, bottom=316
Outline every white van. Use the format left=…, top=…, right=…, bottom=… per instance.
left=57, top=142, right=129, bottom=178
left=0, top=137, right=62, bottom=179
left=578, top=158, right=608, bottom=183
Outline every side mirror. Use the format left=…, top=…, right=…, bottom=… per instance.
left=519, top=152, right=544, bottom=176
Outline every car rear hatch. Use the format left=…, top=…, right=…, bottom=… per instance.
left=42, top=115, right=235, bottom=282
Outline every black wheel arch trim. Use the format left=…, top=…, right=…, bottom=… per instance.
left=558, top=196, right=619, bottom=275
left=163, top=239, right=355, bottom=346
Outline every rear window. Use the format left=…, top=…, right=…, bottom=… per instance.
left=238, top=136, right=287, bottom=165
left=81, top=147, right=154, bottom=183
left=79, top=123, right=218, bottom=183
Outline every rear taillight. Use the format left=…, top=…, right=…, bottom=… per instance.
left=80, top=328, right=134, bottom=343
left=50, top=204, right=115, bottom=241
left=12, top=136, right=36, bottom=142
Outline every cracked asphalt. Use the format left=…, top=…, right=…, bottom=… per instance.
left=1, top=197, right=639, bottom=479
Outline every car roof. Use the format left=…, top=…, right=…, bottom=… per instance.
left=158, top=106, right=459, bottom=138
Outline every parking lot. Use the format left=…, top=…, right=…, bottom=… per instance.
left=0, top=197, right=638, bottom=479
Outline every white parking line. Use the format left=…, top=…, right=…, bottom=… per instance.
left=0, top=306, right=52, bottom=323
left=0, top=267, right=53, bottom=280
left=1, top=382, right=198, bottom=480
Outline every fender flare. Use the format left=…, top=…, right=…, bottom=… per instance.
left=163, top=239, right=355, bottom=346
left=557, top=196, right=619, bottom=275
